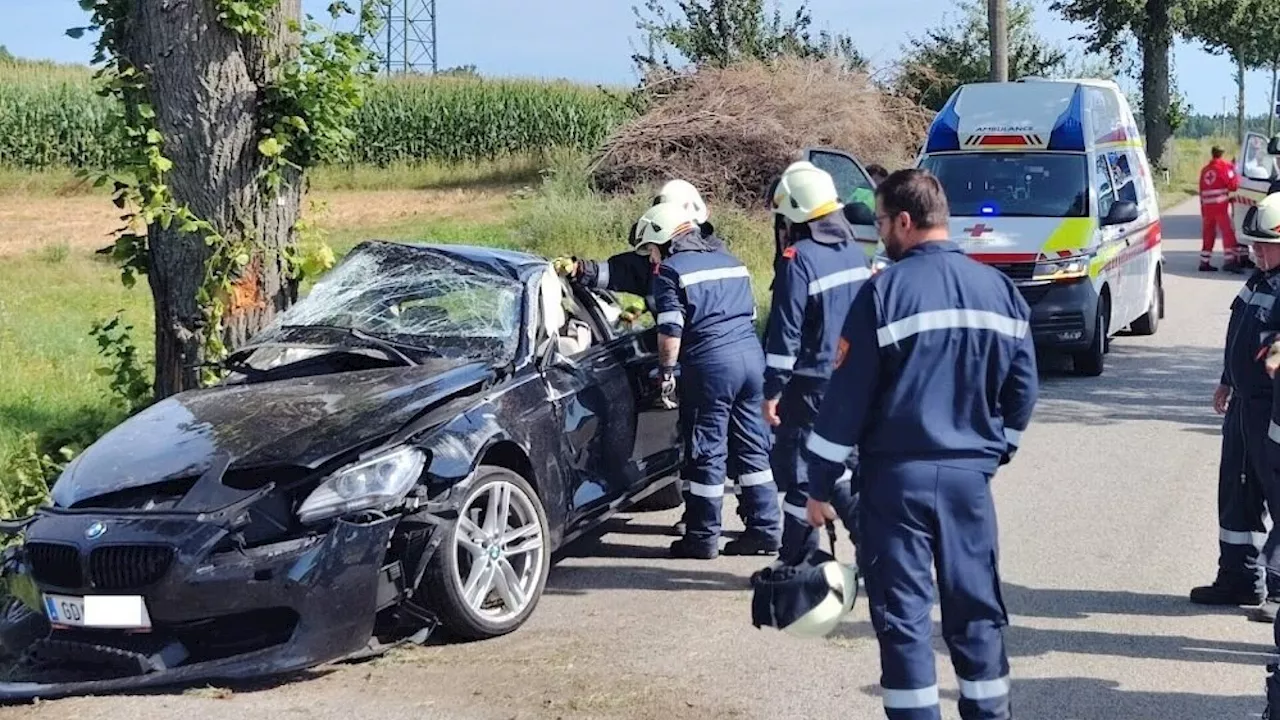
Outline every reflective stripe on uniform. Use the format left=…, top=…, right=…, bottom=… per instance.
left=782, top=500, right=808, bottom=521
left=1004, top=427, right=1023, bottom=446
left=657, top=310, right=684, bottom=326
left=958, top=676, right=1010, bottom=700
left=808, top=267, right=873, bottom=296
left=882, top=685, right=940, bottom=709
left=877, top=309, right=1030, bottom=348
left=596, top=264, right=610, bottom=288
left=1270, top=420, right=1280, bottom=445
left=806, top=432, right=853, bottom=463
left=739, top=469, right=774, bottom=487
left=678, top=265, right=750, bottom=288
left=688, top=482, right=725, bottom=499
left=766, top=354, right=797, bottom=370
left=1220, top=528, right=1266, bottom=546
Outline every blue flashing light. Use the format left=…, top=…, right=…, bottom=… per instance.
left=1047, top=85, right=1086, bottom=152
left=980, top=203, right=998, bottom=216
left=925, top=90, right=962, bottom=153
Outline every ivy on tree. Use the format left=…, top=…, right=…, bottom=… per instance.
left=68, top=0, right=384, bottom=399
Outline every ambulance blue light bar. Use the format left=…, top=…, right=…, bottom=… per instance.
left=924, top=83, right=1088, bottom=154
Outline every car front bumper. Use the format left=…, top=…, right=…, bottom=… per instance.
left=0, top=510, right=402, bottom=702
left=1015, top=278, right=1100, bottom=352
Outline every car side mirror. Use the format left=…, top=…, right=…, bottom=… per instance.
left=1102, top=200, right=1139, bottom=226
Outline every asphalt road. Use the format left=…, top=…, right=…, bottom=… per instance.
left=2, top=197, right=1275, bottom=720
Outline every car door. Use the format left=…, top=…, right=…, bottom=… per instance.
left=1092, top=152, right=1129, bottom=324
left=1236, top=132, right=1277, bottom=241
left=803, top=147, right=882, bottom=251
left=1106, top=149, right=1145, bottom=326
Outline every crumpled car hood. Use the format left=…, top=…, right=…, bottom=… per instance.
left=49, top=359, right=495, bottom=509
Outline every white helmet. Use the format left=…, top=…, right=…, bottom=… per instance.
left=634, top=201, right=700, bottom=254
left=778, top=560, right=859, bottom=639
left=1244, top=193, right=1280, bottom=242
left=772, top=161, right=843, bottom=224
left=654, top=179, right=709, bottom=225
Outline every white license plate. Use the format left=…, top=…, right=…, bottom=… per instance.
left=43, top=593, right=152, bottom=629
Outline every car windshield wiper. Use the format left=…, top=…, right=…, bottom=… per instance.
left=278, top=324, right=424, bottom=366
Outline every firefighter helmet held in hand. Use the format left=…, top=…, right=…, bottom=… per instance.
left=634, top=201, right=700, bottom=254
left=772, top=161, right=843, bottom=224
left=654, top=179, right=709, bottom=225
left=1244, top=193, right=1280, bottom=242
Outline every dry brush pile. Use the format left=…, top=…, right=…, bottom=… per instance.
left=588, top=57, right=934, bottom=209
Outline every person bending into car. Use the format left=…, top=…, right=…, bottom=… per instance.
left=640, top=200, right=783, bottom=560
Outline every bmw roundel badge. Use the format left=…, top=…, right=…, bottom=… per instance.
left=85, top=521, right=107, bottom=540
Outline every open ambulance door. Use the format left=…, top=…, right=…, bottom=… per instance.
left=1234, top=132, right=1278, bottom=246
left=802, top=147, right=881, bottom=251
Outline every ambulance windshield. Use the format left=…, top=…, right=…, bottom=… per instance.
left=920, top=152, right=1089, bottom=218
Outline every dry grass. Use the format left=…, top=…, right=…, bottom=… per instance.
left=589, top=57, right=932, bottom=207
left=0, top=188, right=517, bottom=258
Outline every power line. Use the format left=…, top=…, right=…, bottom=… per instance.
left=362, top=0, right=437, bottom=75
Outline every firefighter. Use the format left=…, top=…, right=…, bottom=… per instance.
left=1199, top=145, right=1244, bottom=273
left=641, top=201, right=783, bottom=559
left=802, top=169, right=1037, bottom=720
left=1190, top=188, right=1280, bottom=614
left=762, top=161, right=871, bottom=567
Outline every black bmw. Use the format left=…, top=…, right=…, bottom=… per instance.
left=0, top=240, right=685, bottom=700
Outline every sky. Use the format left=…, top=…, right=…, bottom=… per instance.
left=1, top=0, right=1277, bottom=117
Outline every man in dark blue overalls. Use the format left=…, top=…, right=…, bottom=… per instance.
left=761, top=161, right=872, bottom=567
left=802, top=169, right=1038, bottom=720
left=1191, top=187, right=1280, bottom=615
left=640, top=201, right=783, bottom=559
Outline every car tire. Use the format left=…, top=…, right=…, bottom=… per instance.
left=422, top=465, right=550, bottom=641
left=1073, top=295, right=1108, bottom=377
left=1130, top=270, right=1161, bottom=336
left=628, top=477, right=683, bottom=512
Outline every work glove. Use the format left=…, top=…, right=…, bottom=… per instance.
left=552, top=256, right=579, bottom=278
left=650, top=365, right=679, bottom=410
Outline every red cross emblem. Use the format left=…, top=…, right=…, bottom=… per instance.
left=964, top=223, right=994, bottom=238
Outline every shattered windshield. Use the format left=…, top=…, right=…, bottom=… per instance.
left=252, top=243, right=525, bottom=364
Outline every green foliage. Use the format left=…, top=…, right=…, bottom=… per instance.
left=893, top=0, right=1071, bottom=110
left=1188, top=0, right=1280, bottom=70
left=89, top=311, right=153, bottom=414
left=631, top=0, right=865, bottom=72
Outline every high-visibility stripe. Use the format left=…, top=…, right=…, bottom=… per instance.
left=808, top=267, right=873, bottom=296
left=688, top=482, right=725, bottom=499
left=678, top=265, right=750, bottom=288
left=959, top=676, right=1010, bottom=700
left=595, top=264, right=610, bottom=289
left=766, top=354, right=797, bottom=370
left=1270, top=420, right=1280, bottom=445
left=836, top=468, right=853, bottom=484
left=877, top=309, right=1029, bottom=348
left=882, top=685, right=940, bottom=709
left=806, top=433, right=853, bottom=463
left=739, top=469, right=774, bottom=487
left=782, top=501, right=808, bottom=521
left=657, top=311, right=683, bottom=326
left=1004, top=427, right=1023, bottom=446
left=1220, top=527, right=1266, bottom=546
left=1236, top=288, right=1277, bottom=312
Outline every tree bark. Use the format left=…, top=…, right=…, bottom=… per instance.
left=1140, top=0, right=1172, bottom=169
left=120, top=0, right=304, bottom=400
left=988, top=0, right=1009, bottom=82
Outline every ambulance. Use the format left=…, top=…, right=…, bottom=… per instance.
left=1234, top=132, right=1280, bottom=249
left=807, top=78, right=1163, bottom=377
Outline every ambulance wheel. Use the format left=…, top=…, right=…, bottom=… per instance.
left=1074, top=295, right=1108, bottom=377
left=1130, top=269, right=1161, bottom=336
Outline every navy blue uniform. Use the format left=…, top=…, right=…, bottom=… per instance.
left=575, top=251, right=656, bottom=310
left=802, top=240, right=1037, bottom=720
left=762, top=212, right=871, bottom=565
left=654, top=230, right=781, bottom=552
left=1207, top=272, right=1280, bottom=602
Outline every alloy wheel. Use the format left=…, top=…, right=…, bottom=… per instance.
left=450, top=479, right=546, bottom=623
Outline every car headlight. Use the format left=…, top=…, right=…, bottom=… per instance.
left=1032, top=254, right=1092, bottom=281
left=297, top=445, right=428, bottom=525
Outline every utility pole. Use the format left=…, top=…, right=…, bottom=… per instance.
left=1270, top=60, right=1278, bottom=137
left=988, top=0, right=1008, bottom=82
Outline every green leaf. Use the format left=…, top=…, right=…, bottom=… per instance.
left=146, top=129, right=163, bottom=144
left=258, top=137, right=284, bottom=157
left=66, top=27, right=88, bottom=39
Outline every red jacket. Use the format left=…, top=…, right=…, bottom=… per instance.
left=1199, top=158, right=1240, bottom=207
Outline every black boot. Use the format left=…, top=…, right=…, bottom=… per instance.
left=1264, top=663, right=1280, bottom=719
left=1190, top=581, right=1265, bottom=606
left=669, top=536, right=718, bottom=560
left=723, top=532, right=781, bottom=556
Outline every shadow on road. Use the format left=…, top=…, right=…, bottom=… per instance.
left=1163, top=249, right=1255, bottom=283
left=1006, top=625, right=1276, bottom=667
left=858, top=677, right=1265, bottom=720
left=544, top=561, right=748, bottom=595
left=1032, top=344, right=1226, bottom=428
left=1000, top=583, right=1242, bottom=620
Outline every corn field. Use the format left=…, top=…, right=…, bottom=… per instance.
left=0, top=59, right=636, bottom=170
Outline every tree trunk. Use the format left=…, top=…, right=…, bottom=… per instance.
left=1140, top=0, right=1172, bottom=169
left=121, top=0, right=304, bottom=400
left=1270, top=61, right=1278, bottom=137
left=1237, top=53, right=1247, bottom=148
left=988, top=0, right=1009, bottom=82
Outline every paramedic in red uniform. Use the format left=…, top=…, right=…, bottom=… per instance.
left=1200, top=145, right=1243, bottom=273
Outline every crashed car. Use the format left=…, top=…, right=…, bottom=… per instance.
left=0, top=240, right=685, bottom=700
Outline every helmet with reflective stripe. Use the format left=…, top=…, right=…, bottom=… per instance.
left=1244, top=192, right=1280, bottom=243
left=749, top=555, right=858, bottom=639
left=634, top=201, right=700, bottom=254
left=772, top=161, right=844, bottom=224
left=654, top=179, right=709, bottom=225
